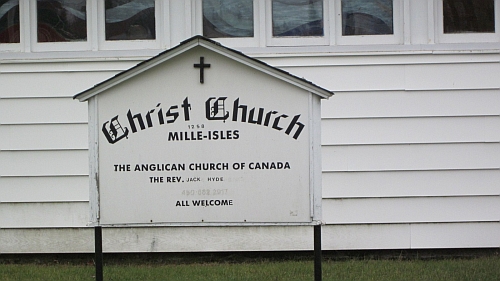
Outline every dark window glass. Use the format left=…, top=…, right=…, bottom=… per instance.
left=203, top=0, right=254, bottom=38
left=0, top=0, right=19, bottom=43
left=342, top=0, right=393, bottom=36
left=272, top=0, right=323, bottom=37
left=37, top=0, right=87, bottom=42
left=443, top=0, right=495, bottom=33
left=105, top=0, right=155, bottom=41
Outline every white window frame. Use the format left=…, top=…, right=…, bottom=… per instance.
left=0, top=0, right=25, bottom=52
left=30, top=0, right=92, bottom=52
left=16, top=0, right=168, bottom=52
left=334, top=0, right=404, bottom=45
left=266, top=0, right=330, bottom=46
left=98, top=0, right=167, bottom=51
left=192, top=0, right=262, bottom=48
left=435, top=0, right=500, bottom=44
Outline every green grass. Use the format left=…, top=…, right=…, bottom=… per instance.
left=1, top=257, right=499, bottom=281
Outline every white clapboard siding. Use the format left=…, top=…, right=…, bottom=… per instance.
left=102, top=226, right=314, bottom=252
left=0, top=50, right=499, bottom=253
left=0, top=226, right=314, bottom=253
left=322, top=224, right=412, bottom=250
left=322, top=169, right=500, bottom=198
left=410, top=222, right=500, bottom=249
left=283, top=64, right=406, bottom=92
left=0, top=150, right=88, bottom=176
left=321, top=89, right=500, bottom=119
left=1, top=222, right=497, bottom=253
left=404, top=62, right=500, bottom=90
left=322, top=116, right=500, bottom=145
left=322, top=196, right=500, bottom=224
left=0, top=228, right=94, bottom=253
left=0, top=71, right=119, bottom=98
left=321, top=222, right=500, bottom=250
left=0, top=60, right=137, bottom=73
left=260, top=53, right=500, bottom=68
left=280, top=62, right=500, bottom=92
left=0, top=176, right=88, bottom=203
left=322, top=143, right=500, bottom=172
left=0, top=202, right=89, bottom=228
left=0, top=98, right=88, bottom=124
left=0, top=124, right=88, bottom=150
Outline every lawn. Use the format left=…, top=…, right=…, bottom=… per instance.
left=1, top=256, right=499, bottom=280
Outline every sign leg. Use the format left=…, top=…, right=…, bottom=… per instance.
left=95, top=226, right=103, bottom=281
left=314, top=224, right=322, bottom=281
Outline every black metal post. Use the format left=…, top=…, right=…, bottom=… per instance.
left=95, top=226, right=103, bottom=281
left=314, top=224, right=322, bottom=281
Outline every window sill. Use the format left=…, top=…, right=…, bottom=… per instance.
left=0, top=42, right=498, bottom=64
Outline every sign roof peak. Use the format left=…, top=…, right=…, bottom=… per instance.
left=74, top=36, right=333, bottom=102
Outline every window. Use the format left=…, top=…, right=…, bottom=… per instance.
left=272, top=0, right=323, bottom=37
left=5, top=0, right=165, bottom=52
left=201, top=0, right=405, bottom=47
left=0, top=0, right=20, bottom=43
left=30, top=0, right=90, bottom=51
left=443, top=0, right=495, bottom=33
left=105, top=0, right=155, bottom=41
left=203, top=0, right=253, bottom=38
left=341, top=0, right=393, bottom=36
left=266, top=0, right=328, bottom=46
left=3, top=0, right=500, bottom=53
left=335, top=0, right=402, bottom=45
left=437, top=0, right=498, bottom=43
left=98, top=0, right=164, bottom=50
left=195, top=0, right=259, bottom=47
left=36, top=0, right=87, bottom=42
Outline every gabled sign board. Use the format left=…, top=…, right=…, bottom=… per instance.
left=75, top=36, right=332, bottom=226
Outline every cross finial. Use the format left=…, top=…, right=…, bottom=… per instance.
left=194, top=57, right=211, bottom=84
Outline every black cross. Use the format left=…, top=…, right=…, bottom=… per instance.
left=194, top=57, right=211, bottom=84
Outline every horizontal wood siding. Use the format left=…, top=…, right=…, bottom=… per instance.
left=0, top=98, right=88, bottom=124
left=322, top=196, right=500, bottom=224
left=323, top=222, right=500, bottom=250
left=322, top=169, right=500, bottom=198
left=410, top=222, right=500, bottom=249
left=0, top=228, right=94, bottom=253
left=0, top=226, right=313, bottom=253
left=0, top=202, right=89, bottom=228
left=322, top=116, right=500, bottom=145
left=297, top=52, right=500, bottom=251
left=0, top=63, right=103, bottom=243
left=1, top=52, right=499, bottom=252
left=2, top=222, right=498, bottom=253
left=321, top=89, right=500, bottom=118
left=0, top=124, right=88, bottom=150
left=0, top=71, right=118, bottom=98
left=270, top=55, right=500, bottom=91
left=0, top=176, right=88, bottom=203
left=0, top=150, right=88, bottom=176
left=322, top=143, right=499, bottom=171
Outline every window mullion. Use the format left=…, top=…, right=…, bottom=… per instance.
left=403, top=0, right=411, bottom=44
left=22, top=0, right=31, bottom=51
left=428, top=0, right=436, bottom=44
left=89, top=0, right=98, bottom=51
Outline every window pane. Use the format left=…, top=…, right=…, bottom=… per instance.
left=203, top=0, right=254, bottom=38
left=37, top=0, right=87, bottom=42
left=272, top=0, right=323, bottom=37
left=342, top=0, right=393, bottom=36
left=443, top=0, right=495, bottom=33
left=105, top=0, right=155, bottom=41
left=0, top=0, right=19, bottom=43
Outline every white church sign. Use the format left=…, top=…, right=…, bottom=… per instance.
left=75, top=36, right=332, bottom=226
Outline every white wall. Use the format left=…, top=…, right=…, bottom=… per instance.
left=271, top=52, right=500, bottom=250
left=1, top=50, right=499, bottom=253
